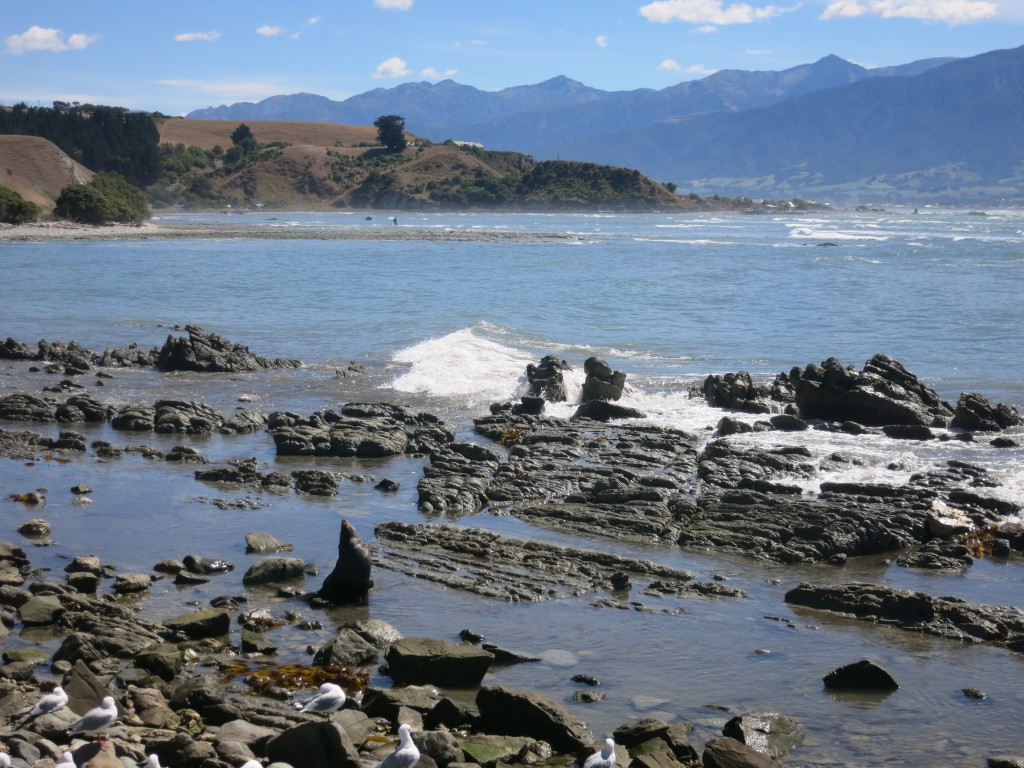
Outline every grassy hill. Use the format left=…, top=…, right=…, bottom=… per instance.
left=0, top=135, right=94, bottom=214
left=155, top=117, right=686, bottom=211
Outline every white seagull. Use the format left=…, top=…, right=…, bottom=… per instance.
left=377, top=723, right=420, bottom=768
left=67, top=696, right=118, bottom=749
left=0, top=753, right=11, bottom=768
left=56, top=753, right=76, bottom=768
left=140, top=756, right=161, bottom=768
left=582, top=738, right=616, bottom=768
left=239, top=761, right=263, bottom=768
left=294, top=682, right=346, bottom=717
left=16, top=685, right=69, bottom=728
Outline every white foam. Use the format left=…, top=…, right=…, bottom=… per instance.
left=390, top=327, right=533, bottom=403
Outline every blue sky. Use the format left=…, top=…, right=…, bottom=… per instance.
left=3, top=0, right=1022, bottom=115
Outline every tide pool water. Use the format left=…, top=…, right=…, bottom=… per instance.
left=1, top=209, right=1023, bottom=766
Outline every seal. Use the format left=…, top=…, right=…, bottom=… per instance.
left=316, top=519, right=373, bottom=604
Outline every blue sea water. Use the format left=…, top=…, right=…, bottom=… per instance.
left=1, top=209, right=1023, bottom=766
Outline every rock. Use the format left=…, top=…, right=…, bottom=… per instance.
left=241, top=628, right=278, bottom=655
left=722, top=713, right=803, bottom=760
left=613, top=720, right=697, bottom=764
left=417, top=729, right=464, bottom=768
left=129, top=686, right=177, bottom=728
left=293, top=470, right=339, bottom=496
left=526, top=356, right=572, bottom=402
left=242, top=557, right=305, bottom=586
left=822, top=659, right=900, bottom=691
left=265, top=721, right=362, bottom=768
left=65, top=555, right=103, bottom=575
left=182, top=554, right=234, bottom=574
left=792, top=354, right=953, bottom=427
left=361, top=685, right=442, bottom=721
left=952, top=392, right=1021, bottom=431
left=270, top=406, right=413, bottom=458
left=18, top=594, right=64, bottom=626
left=311, top=628, right=381, bottom=668
left=156, top=325, right=301, bottom=373
left=17, top=518, right=51, bottom=537
left=572, top=400, right=646, bottom=421
left=162, top=608, right=231, bottom=640
left=581, top=357, right=626, bottom=402
left=882, top=424, right=934, bottom=440
left=154, top=400, right=224, bottom=434
left=245, top=532, right=292, bottom=554
left=701, top=737, right=783, bottom=768
left=926, top=499, right=975, bottom=538
left=459, top=735, right=536, bottom=767
left=702, top=371, right=778, bottom=414
left=112, top=573, right=152, bottom=594
left=316, top=520, right=373, bottom=604
left=768, top=414, right=807, bottom=431
left=385, top=637, right=494, bottom=687
left=787, top=582, right=1024, bottom=653
left=133, top=646, right=183, bottom=681
left=476, top=685, right=593, bottom=754
left=151, top=732, right=218, bottom=768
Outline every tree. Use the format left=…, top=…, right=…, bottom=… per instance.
left=374, top=115, right=406, bottom=153
left=230, top=123, right=257, bottom=156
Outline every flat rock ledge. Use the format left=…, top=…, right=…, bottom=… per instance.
left=785, top=582, right=1024, bottom=653
left=372, top=521, right=742, bottom=603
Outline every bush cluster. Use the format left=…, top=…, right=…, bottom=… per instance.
left=0, top=184, right=41, bottom=223
left=54, top=172, right=149, bottom=224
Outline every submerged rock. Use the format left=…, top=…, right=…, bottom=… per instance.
left=156, top=324, right=301, bottom=373
left=822, top=660, right=899, bottom=691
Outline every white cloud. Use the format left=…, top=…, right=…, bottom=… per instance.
left=257, top=25, right=284, bottom=36
left=307, top=16, right=321, bottom=25
left=373, top=57, right=411, bottom=78
left=658, top=58, right=682, bottom=70
left=697, top=23, right=718, bottom=31
left=174, top=31, right=220, bottom=42
left=375, top=0, right=414, bottom=8
left=421, top=67, right=458, bottom=79
left=640, top=0, right=798, bottom=24
left=596, top=34, right=609, bottom=47
left=686, top=63, right=718, bottom=74
left=820, top=0, right=996, bottom=22
left=5, top=26, right=98, bottom=54
left=746, top=47, right=772, bottom=54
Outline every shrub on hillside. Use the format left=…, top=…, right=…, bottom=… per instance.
left=55, top=172, right=149, bottom=224
left=0, top=184, right=41, bottom=223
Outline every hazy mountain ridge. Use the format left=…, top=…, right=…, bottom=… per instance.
left=181, top=47, right=1024, bottom=202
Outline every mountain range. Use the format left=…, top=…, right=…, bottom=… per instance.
left=187, top=46, right=1024, bottom=202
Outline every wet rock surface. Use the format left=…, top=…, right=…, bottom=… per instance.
left=785, top=582, right=1024, bottom=653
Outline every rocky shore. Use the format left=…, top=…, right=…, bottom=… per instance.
left=1, top=331, right=1023, bottom=768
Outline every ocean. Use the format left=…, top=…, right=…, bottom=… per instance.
left=1, top=209, right=1023, bottom=766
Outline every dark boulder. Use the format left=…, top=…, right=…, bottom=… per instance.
left=792, top=354, right=954, bottom=427
left=721, top=712, right=804, bottom=760
left=385, top=637, right=494, bottom=687
left=156, top=325, right=301, bottom=373
left=316, top=520, right=373, bottom=604
left=265, top=721, right=361, bottom=768
left=572, top=401, right=645, bottom=421
left=476, top=685, right=593, bottom=755
left=526, top=356, right=572, bottom=402
left=702, top=737, right=783, bottom=767
left=581, top=357, right=626, bottom=402
left=952, top=392, right=1021, bottom=432
left=822, top=659, right=899, bottom=691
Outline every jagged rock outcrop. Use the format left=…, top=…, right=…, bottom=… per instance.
left=156, top=324, right=301, bottom=372
left=581, top=356, right=626, bottom=402
left=525, top=355, right=572, bottom=402
left=952, top=392, right=1021, bottom=431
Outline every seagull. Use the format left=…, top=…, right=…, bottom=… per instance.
left=239, top=761, right=263, bottom=768
left=0, top=753, right=10, bottom=768
left=294, top=682, right=346, bottom=718
left=377, top=723, right=419, bottom=768
left=67, top=696, right=118, bottom=750
left=582, top=738, right=616, bottom=768
left=16, top=685, right=69, bottom=728
left=56, top=753, right=75, bottom=768
left=139, top=756, right=161, bottom=768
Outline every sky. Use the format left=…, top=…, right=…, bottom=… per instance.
left=3, top=0, right=1023, bottom=116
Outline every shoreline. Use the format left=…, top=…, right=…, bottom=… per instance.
left=0, top=219, right=585, bottom=243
